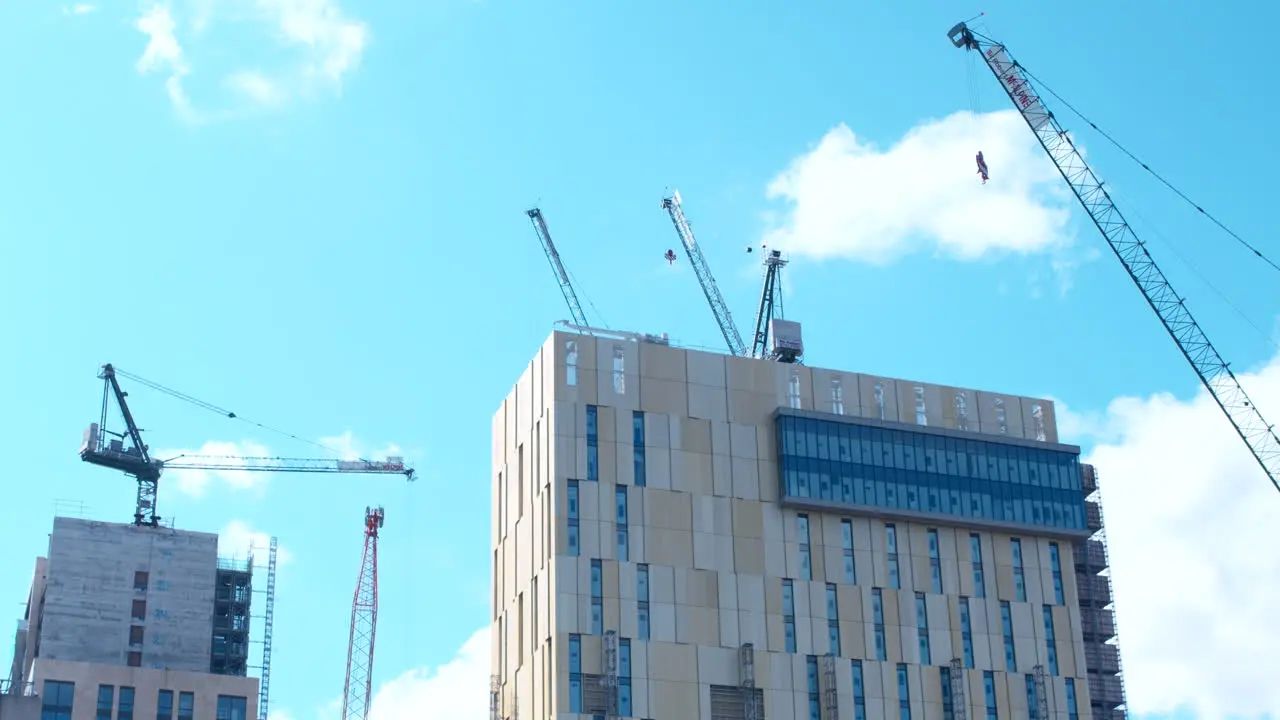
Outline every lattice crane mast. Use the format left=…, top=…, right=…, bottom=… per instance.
left=948, top=22, right=1280, bottom=494
left=527, top=208, right=591, bottom=328
left=342, top=506, right=384, bottom=720
left=750, top=249, right=801, bottom=363
left=80, top=363, right=416, bottom=527
left=661, top=191, right=749, bottom=357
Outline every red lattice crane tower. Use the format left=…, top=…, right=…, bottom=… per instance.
left=342, top=506, right=384, bottom=720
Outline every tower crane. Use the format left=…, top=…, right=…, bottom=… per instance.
left=80, top=363, right=416, bottom=527
left=948, top=22, right=1280, bottom=494
left=341, top=505, right=384, bottom=720
left=750, top=249, right=802, bottom=363
left=527, top=208, right=592, bottom=329
left=661, top=190, right=749, bottom=357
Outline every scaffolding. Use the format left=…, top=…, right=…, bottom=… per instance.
left=1033, top=665, right=1050, bottom=720
left=211, top=558, right=252, bottom=676
left=949, top=658, right=967, bottom=720
left=602, top=630, right=619, bottom=719
left=739, top=643, right=758, bottom=720
left=1077, top=465, right=1129, bottom=720
left=257, top=537, right=279, bottom=720
left=821, top=654, right=837, bottom=720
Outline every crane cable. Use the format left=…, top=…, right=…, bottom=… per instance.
left=113, top=367, right=370, bottom=461
left=1011, top=63, right=1280, bottom=277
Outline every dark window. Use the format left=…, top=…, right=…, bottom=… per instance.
left=130, top=625, right=145, bottom=646
left=178, top=693, right=194, bottom=720
left=586, top=406, right=599, bottom=482
left=157, top=690, right=174, bottom=720
left=118, top=687, right=135, bottom=720
left=97, top=685, right=115, bottom=720
left=127, top=651, right=142, bottom=667
left=633, top=411, right=646, bottom=487
left=215, top=696, right=247, bottom=720
left=134, top=571, right=149, bottom=592
left=42, top=680, right=75, bottom=720
left=131, top=599, right=146, bottom=620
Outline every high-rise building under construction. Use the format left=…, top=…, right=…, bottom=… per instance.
left=490, top=327, right=1126, bottom=719
left=5, top=517, right=261, bottom=720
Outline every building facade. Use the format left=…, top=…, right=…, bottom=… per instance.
left=7, top=518, right=258, bottom=720
left=491, top=328, right=1124, bottom=720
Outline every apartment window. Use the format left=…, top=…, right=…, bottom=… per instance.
left=885, top=524, right=900, bottom=589
left=1065, top=678, right=1080, bottom=720
left=97, top=685, right=115, bottom=720
left=805, top=656, right=821, bottom=720
left=134, top=571, right=149, bottom=592
left=130, top=625, right=144, bottom=646
left=516, top=593, right=525, bottom=661
left=797, top=514, right=812, bottom=580
left=1049, top=543, right=1065, bottom=605
left=940, top=666, right=955, bottom=720
left=567, top=481, right=580, bottom=557
left=616, top=487, right=629, bottom=561
left=851, top=661, right=866, bottom=720
left=927, top=529, right=942, bottom=593
left=590, top=559, right=603, bottom=634
left=874, top=382, right=886, bottom=420
left=157, top=690, right=174, bottom=720
left=127, top=651, right=142, bottom=667
left=915, top=592, right=930, bottom=664
left=586, top=405, right=599, bottom=482
left=840, top=519, right=856, bottom=583
left=959, top=597, right=974, bottom=668
left=42, top=681, right=75, bottom=720
left=954, top=392, right=969, bottom=430
left=914, top=386, right=928, bottom=426
left=1000, top=602, right=1016, bottom=671
left=565, top=340, right=578, bottom=386
left=1043, top=606, right=1060, bottom=675
left=871, top=588, right=886, bottom=661
left=118, top=687, right=136, bottom=720
left=1026, top=675, right=1040, bottom=720
left=897, top=664, right=911, bottom=720
left=788, top=373, right=802, bottom=409
left=632, top=411, right=646, bottom=487
left=782, top=579, right=797, bottom=653
left=826, top=584, right=840, bottom=655
left=983, top=672, right=998, bottom=720
left=612, top=346, right=626, bottom=395
left=132, top=599, right=147, bottom=620
left=1011, top=538, right=1026, bottom=601
left=569, top=634, right=583, bottom=713
left=969, top=534, right=986, bottom=598
left=994, top=397, right=1008, bottom=434
left=178, top=692, right=194, bottom=720
left=517, top=443, right=525, bottom=520
left=619, top=639, right=632, bottom=717
left=637, top=564, right=650, bottom=640
left=831, top=378, right=845, bottom=415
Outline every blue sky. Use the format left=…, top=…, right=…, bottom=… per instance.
left=2, top=1, right=1279, bottom=718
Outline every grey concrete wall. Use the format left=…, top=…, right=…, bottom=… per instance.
left=42, top=518, right=218, bottom=673
left=0, top=693, right=40, bottom=720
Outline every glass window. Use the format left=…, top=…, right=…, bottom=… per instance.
left=42, top=681, right=75, bottom=720
left=940, top=666, right=955, bottom=720
left=619, top=639, right=632, bottom=677
left=841, top=519, right=856, bottom=583
left=612, top=346, right=626, bottom=395
left=633, top=411, right=647, bottom=487
left=214, top=696, right=244, bottom=720
left=616, top=487, right=629, bottom=561
left=872, top=588, right=886, bottom=661
left=927, top=529, right=942, bottom=593
left=157, top=690, right=174, bottom=720
left=567, top=480, right=580, bottom=557
left=1049, top=542, right=1064, bottom=605
left=1026, top=675, right=1039, bottom=720
left=1044, top=605, right=1059, bottom=675
left=851, top=660, right=866, bottom=720
left=565, top=340, right=578, bottom=386
left=885, top=524, right=900, bottom=589
left=177, top=693, right=193, bottom=720
left=586, top=406, right=599, bottom=481
left=1011, top=538, right=1026, bottom=602
left=806, top=656, right=821, bottom=720
left=1065, top=678, right=1079, bottom=720
left=959, top=597, right=974, bottom=668
left=638, top=563, right=650, bottom=640
left=915, top=592, right=930, bottom=664
left=118, top=688, right=136, bottom=720
left=970, top=534, right=986, bottom=598
left=897, top=664, right=911, bottom=720
left=783, top=579, right=797, bottom=653
left=1001, top=602, right=1016, bottom=671
left=983, top=672, right=998, bottom=720
left=827, top=584, right=840, bottom=655
left=618, top=677, right=632, bottom=717
left=96, top=685, right=114, bottom=720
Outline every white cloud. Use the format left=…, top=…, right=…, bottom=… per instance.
left=1057, top=354, right=1280, bottom=718
left=131, top=0, right=368, bottom=121
left=368, top=627, right=489, bottom=720
left=62, top=3, right=97, bottom=15
left=764, top=109, right=1074, bottom=264
left=218, top=519, right=294, bottom=565
left=319, top=431, right=403, bottom=462
left=156, top=439, right=274, bottom=496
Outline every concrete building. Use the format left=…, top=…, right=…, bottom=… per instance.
left=490, top=327, right=1127, bottom=719
left=6, top=518, right=259, bottom=720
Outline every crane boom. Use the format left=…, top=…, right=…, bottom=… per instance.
left=661, top=191, right=748, bottom=356
left=751, top=250, right=788, bottom=359
left=527, top=208, right=590, bottom=328
left=949, top=22, right=1280, bottom=494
